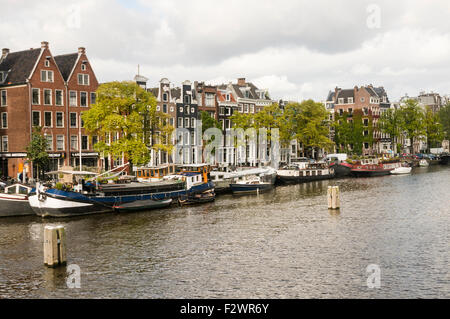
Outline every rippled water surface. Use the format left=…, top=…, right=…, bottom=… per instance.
left=0, top=166, right=449, bottom=298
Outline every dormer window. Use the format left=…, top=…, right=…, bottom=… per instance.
left=348, top=98, right=353, bottom=104
left=338, top=98, right=344, bottom=104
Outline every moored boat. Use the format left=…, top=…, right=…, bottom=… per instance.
left=210, top=167, right=276, bottom=193
left=230, top=176, right=274, bottom=195
left=178, top=189, right=215, bottom=205
left=351, top=158, right=401, bottom=177
left=0, top=184, right=34, bottom=217
left=418, top=159, right=429, bottom=167
left=326, top=154, right=353, bottom=178
left=390, top=166, right=412, bottom=175
left=112, top=199, right=173, bottom=212
left=276, top=162, right=335, bottom=184
left=29, top=164, right=214, bottom=218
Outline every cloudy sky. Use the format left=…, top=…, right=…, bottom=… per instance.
left=1, top=0, right=450, bottom=102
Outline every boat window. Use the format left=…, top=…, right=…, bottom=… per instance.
left=19, top=186, right=29, bottom=194
left=318, top=171, right=322, bottom=176
left=306, top=171, right=310, bottom=176
left=7, top=187, right=16, bottom=194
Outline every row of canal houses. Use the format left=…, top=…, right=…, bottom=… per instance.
left=0, top=41, right=283, bottom=179
left=138, top=75, right=277, bottom=168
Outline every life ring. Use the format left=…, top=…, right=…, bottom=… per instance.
left=38, top=192, right=47, bottom=202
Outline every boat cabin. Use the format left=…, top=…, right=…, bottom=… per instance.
left=176, top=164, right=211, bottom=183
left=3, top=184, right=32, bottom=195
left=136, top=164, right=176, bottom=181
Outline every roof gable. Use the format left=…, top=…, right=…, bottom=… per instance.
left=54, top=53, right=78, bottom=81
left=0, top=48, right=41, bottom=85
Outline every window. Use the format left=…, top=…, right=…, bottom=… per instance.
left=244, top=104, right=249, bottom=113
left=1, top=90, right=6, bottom=106
left=191, top=118, right=196, bottom=128
left=226, top=94, right=230, bottom=101
left=163, top=104, right=167, bottom=113
left=44, top=89, right=52, bottom=105
left=163, top=93, right=168, bottom=102
left=80, top=92, right=87, bottom=107
left=179, top=107, right=183, bottom=113
left=338, top=98, right=344, bottom=104
left=250, top=105, right=255, bottom=113
left=364, top=143, right=369, bottom=149
left=220, top=107, right=224, bottom=115
left=45, top=135, right=53, bottom=151
left=363, top=108, right=369, bottom=115
left=1, top=112, right=7, bottom=128
left=45, top=60, right=50, bottom=67
left=191, top=107, right=194, bottom=114
left=364, top=119, right=369, bottom=126
left=226, top=107, right=231, bottom=116
left=56, top=135, right=64, bottom=151
left=361, top=97, right=365, bottom=102
left=70, top=136, right=78, bottom=151
left=364, top=130, right=369, bottom=137
left=178, top=117, right=183, bottom=128
left=32, top=88, right=40, bottom=105
left=348, top=108, right=353, bottom=115
left=185, top=118, right=189, bottom=128
left=69, top=91, right=77, bottom=106
left=348, top=98, right=354, bottom=104
left=205, top=93, right=215, bottom=106
left=82, top=136, right=88, bottom=150
left=185, top=106, right=190, bottom=114
left=92, top=136, right=98, bottom=147
left=77, top=74, right=89, bottom=85
left=55, top=90, right=63, bottom=106
left=41, top=70, right=53, bottom=82
left=70, top=113, right=77, bottom=128
left=169, top=118, right=174, bottom=126
left=81, top=64, right=86, bottom=71
left=339, top=109, right=344, bottom=116
left=32, top=111, right=40, bottom=127
left=44, top=111, right=52, bottom=127
left=2, top=136, right=8, bottom=152
left=56, top=112, right=64, bottom=128
left=170, top=106, right=174, bottom=112
left=90, top=92, right=96, bottom=105
left=184, top=95, right=190, bottom=104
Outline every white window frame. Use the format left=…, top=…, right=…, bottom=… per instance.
left=43, top=89, right=52, bottom=105
left=45, top=134, right=53, bottom=151
left=70, top=135, right=78, bottom=151
left=178, top=117, right=183, bottom=128
left=70, top=112, right=78, bottom=128
left=44, top=111, right=52, bottom=128
left=55, top=90, right=64, bottom=106
left=1, top=112, right=7, bottom=128
left=69, top=91, right=77, bottom=107
left=0, top=90, right=6, bottom=107
left=41, top=70, right=54, bottom=83
left=2, top=136, right=8, bottom=152
left=338, top=98, right=344, bottom=104
left=77, top=74, right=90, bottom=85
left=185, top=117, right=190, bottom=128
left=56, top=112, right=64, bottom=128
left=32, top=111, right=41, bottom=127
left=32, top=88, right=40, bottom=105
left=348, top=98, right=354, bottom=104
left=81, top=135, right=89, bottom=150
left=90, top=92, right=96, bottom=105
left=80, top=92, right=88, bottom=107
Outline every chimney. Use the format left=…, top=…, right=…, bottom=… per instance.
left=334, top=87, right=340, bottom=102
left=1, top=48, right=9, bottom=59
left=78, top=47, right=86, bottom=54
left=238, top=78, right=246, bottom=86
left=41, top=41, right=49, bottom=49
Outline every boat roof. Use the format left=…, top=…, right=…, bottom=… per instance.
left=46, top=170, right=98, bottom=176
left=326, top=154, right=348, bottom=160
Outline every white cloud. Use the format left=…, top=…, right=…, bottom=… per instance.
left=2, top=0, right=450, bottom=102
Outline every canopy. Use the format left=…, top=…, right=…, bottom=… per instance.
left=45, top=170, right=98, bottom=176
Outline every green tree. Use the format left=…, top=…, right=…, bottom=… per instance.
left=26, top=127, right=49, bottom=180
left=82, top=81, right=173, bottom=168
left=379, top=108, right=403, bottom=153
left=287, top=100, right=334, bottom=158
left=200, top=111, right=221, bottom=134
left=423, top=106, right=444, bottom=152
left=398, top=99, right=425, bottom=154
left=439, top=103, right=450, bottom=140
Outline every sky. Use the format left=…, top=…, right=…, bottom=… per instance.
left=1, top=0, right=450, bottom=102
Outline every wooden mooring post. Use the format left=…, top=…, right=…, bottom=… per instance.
left=44, top=226, right=67, bottom=268
left=327, top=186, right=340, bottom=210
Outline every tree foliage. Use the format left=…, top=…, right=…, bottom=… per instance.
left=439, top=103, right=450, bottom=140
left=26, top=126, right=49, bottom=178
left=423, top=106, right=444, bottom=151
left=82, top=81, right=174, bottom=166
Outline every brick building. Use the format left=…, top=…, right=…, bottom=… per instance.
left=0, top=41, right=99, bottom=179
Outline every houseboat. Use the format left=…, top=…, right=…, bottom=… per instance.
left=0, top=184, right=34, bottom=217
left=210, top=167, right=277, bottom=193
left=276, top=162, right=335, bottom=184
left=350, top=158, right=402, bottom=177
left=230, top=176, right=274, bottom=195
left=28, top=164, right=214, bottom=218
left=326, top=154, right=353, bottom=178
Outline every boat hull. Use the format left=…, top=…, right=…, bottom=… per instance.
left=390, top=167, right=412, bottom=175
left=0, top=195, right=34, bottom=217
left=113, top=199, right=173, bottom=212
left=276, top=173, right=334, bottom=184
left=439, top=155, right=450, bottom=165
left=230, top=183, right=273, bottom=194
left=329, top=162, right=353, bottom=178
left=29, top=182, right=215, bottom=218
left=351, top=169, right=392, bottom=177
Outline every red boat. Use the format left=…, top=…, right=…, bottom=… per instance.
left=351, top=158, right=401, bottom=177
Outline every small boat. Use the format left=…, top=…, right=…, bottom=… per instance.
left=0, top=184, right=34, bottom=217
left=351, top=158, right=401, bottom=177
left=390, top=167, right=412, bottom=175
left=210, top=167, right=276, bottom=193
left=327, top=154, right=353, bottom=178
left=113, top=199, right=172, bottom=212
left=178, top=190, right=215, bottom=205
left=276, top=162, right=335, bottom=184
left=419, top=159, right=429, bottom=167
left=230, top=177, right=273, bottom=195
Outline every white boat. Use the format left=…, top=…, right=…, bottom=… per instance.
left=0, top=184, right=34, bottom=217
left=419, top=159, right=429, bottom=167
left=390, top=167, right=412, bottom=175
left=210, top=167, right=276, bottom=193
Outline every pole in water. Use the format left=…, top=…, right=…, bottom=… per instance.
left=327, top=186, right=340, bottom=210
left=44, top=226, right=67, bottom=268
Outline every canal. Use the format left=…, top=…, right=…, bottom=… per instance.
left=0, top=166, right=449, bottom=298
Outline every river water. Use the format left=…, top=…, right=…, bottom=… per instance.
left=0, top=166, right=449, bottom=299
